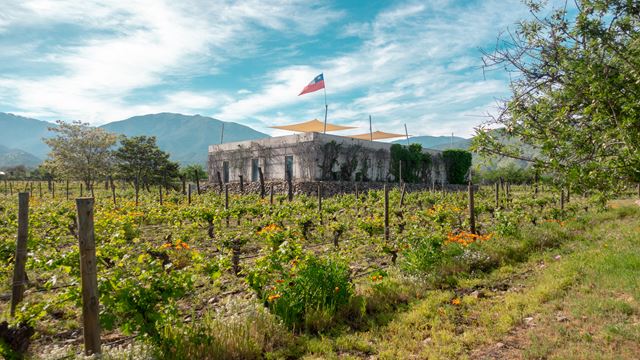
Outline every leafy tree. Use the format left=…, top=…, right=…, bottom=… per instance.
left=44, top=121, right=117, bottom=189
left=180, top=164, right=207, bottom=181
left=390, top=143, right=431, bottom=183
left=473, top=0, right=640, bottom=193
left=442, top=149, right=472, bottom=185
left=114, top=136, right=179, bottom=187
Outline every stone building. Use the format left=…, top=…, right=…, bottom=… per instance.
left=207, top=132, right=448, bottom=185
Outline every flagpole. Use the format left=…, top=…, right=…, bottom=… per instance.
left=369, top=115, right=373, bottom=141
left=404, top=124, right=410, bottom=146
left=323, top=75, right=328, bottom=134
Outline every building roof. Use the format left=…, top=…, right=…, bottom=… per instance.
left=270, top=119, right=356, bottom=132
left=347, top=131, right=407, bottom=140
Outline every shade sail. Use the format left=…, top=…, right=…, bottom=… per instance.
left=270, top=119, right=356, bottom=132
left=347, top=131, right=407, bottom=140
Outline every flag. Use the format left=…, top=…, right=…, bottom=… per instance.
left=298, top=73, right=325, bottom=96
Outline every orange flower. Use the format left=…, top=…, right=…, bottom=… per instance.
left=451, top=298, right=461, bottom=305
left=160, top=243, right=172, bottom=249
left=276, top=279, right=285, bottom=284
left=267, top=293, right=281, bottom=302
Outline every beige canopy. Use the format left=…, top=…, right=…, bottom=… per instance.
left=347, top=131, right=407, bottom=140
left=270, top=119, right=356, bottom=132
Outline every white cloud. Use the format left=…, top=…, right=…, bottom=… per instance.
left=215, top=0, right=527, bottom=137
left=0, top=0, right=344, bottom=123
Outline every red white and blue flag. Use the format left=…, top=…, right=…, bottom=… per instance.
left=298, top=73, right=325, bottom=96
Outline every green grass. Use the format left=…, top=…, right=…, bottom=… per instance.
left=292, top=205, right=640, bottom=359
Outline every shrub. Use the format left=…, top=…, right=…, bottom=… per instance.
left=442, top=149, right=472, bottom=184
left=263, top=255, right=353, bottom=332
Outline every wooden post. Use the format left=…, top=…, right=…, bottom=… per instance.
left=505, top=182, right=510, bottom=206
left=159, top=185, right=163, bottom=205
left=355, top=182, right=359, bottom=217
left=224, top=184, right=229, bottom=227
left=75, top=198, right=101, bottom=356
left=80, top=183, right=83, bottom=197
left=216, top=171, right=223, bottom=193
left=398, top=161, right=402, bottom=185
left=270, top=184, right=274, bottom=205
left=182, top=176, right=186, bottom=195
left=66, top=180, right=70, bottom=200
left=258, top=167, right=265, bottom=198
left=10, top=193, right=29, bottom=317
left=560, top=189, right=565, bottom=211
left=384, top=184, right=389, bottom=241
left=90, top=183, right=95, bottom=198
left=134, top=177, right=139, bottom=206
left=188, top=184, right=192, bottom=205
left=317, top=182, right=323, bottom=225
left=400, top=183, right=406, bottom=207
left=495, top=182, right=499, bottom=209
left=286, top=173, right=293, bottom=202
left=9, top=181, right=13, bottom=196
left=566, top=185, right=570, bottom=203
left=3, top=179, right=6, bottom=195
left=38, top=182, right=42, bottom=198
left=194, top=169, right=201, bottom=195
left=111, top=184, right=117, bottom=207
left=52, top=181, right=55, bottom=199
left=239, top=175, right=244, bottom=194
left=469, top=180, right=476, bottom=234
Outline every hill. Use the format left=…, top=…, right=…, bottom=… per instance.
left=101, top=113, right=269, bottom=165
left=0, top=112, right=270, bottom=166
left=0, top=144, right=42, bottom=168
left=0, top=112, right=54, bottom=159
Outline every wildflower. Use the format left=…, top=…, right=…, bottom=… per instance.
left=451, top=298, right=461, bottom=305
left=276, top=279, right=285, bottom=284
left=267, top=293, right=281, bottom=302
left=160, top=243, right=172, bottom=249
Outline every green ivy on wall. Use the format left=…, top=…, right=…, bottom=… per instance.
left=442, top=149, right=472, bottom=184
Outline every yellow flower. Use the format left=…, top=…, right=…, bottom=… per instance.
left=451, top=298, right=461, bottom=305
left=267, top=293, right=281, bottom=302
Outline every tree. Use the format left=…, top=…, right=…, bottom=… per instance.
left=180, top=164, right=207, bottom=181
left=390, top=143, right=432, bottom=183
left=44, top=121, right=117, bottom=189
left=114, top=136, right=179, bottom=187
left=473, top=0, right=640, bottom=193
left=442, top=149, right=472, bottom=185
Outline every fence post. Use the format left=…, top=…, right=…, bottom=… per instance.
left=560, top=189, right=565, bottom=211
left=400, top=183, right=407, bottom=207
left=216, top=171, right=223, bottom=193
left=80, top=183, right=83, bottom=197
left=270, top=184, right=274, bottom=205
left=317, top=182, right=323, bottom=225
left=38, top=182, right=42, bottom=198
left=111, top=184, right=117, bottom=207
left=384, top=184, right=389, bottom=241
left=134, top=177, right=139, bottom=206
left=52, top=181, right=55, bottom=199
left=188, top=184, right=192, bottom=205
left=10, top=192, right=29, bottom=317
left=182, top=176, right=186, bottom=195
left=9, top=181, right=13, bottom=196
left=469, top=180, right=476, bottom=234
left=566, top=185, right=570, bottom=203
left=494, top=182, right=499, bottom=209
left=75, top=198, right=101, bottom=356
left=286, top=173, right=293, bottom=202
left=225, top=184, right=230, bottom=227
left=159, top=185, right=163, bottom=205
left=239, top=175, right=244, bottom=194
left=193, top=170, right=201, bottom=195
left=258, top=167, right=265, bottom=198
left=66, top=180, right=70, bottom=200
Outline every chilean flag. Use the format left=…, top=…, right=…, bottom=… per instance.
left=298, top=73, right=325, bottom=96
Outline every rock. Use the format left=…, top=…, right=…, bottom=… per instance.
left=469, top=290, right=485, bottom=299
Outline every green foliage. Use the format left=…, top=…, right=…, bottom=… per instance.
left=390, top=143, right=431, bottom=183
left=262, top=255, right=353, bottom=332
left=180, top=163, right=207, bottom=180
left=475, top=162, right=536, bottom=184
left=474, top=0, right=640, bottom=192
left=43, top=120, right=117, bottom=188
left=442, top=149, right=472, bottom=184
left=114, top=135, right=179, bottom=187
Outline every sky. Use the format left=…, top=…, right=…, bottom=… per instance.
left=0, top=0, right=543, bottom=138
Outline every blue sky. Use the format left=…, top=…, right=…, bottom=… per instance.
left=0, top=0, right=548, bottom=137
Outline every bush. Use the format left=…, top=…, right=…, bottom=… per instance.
left=262, top=255, right=353, bottom=332
left=442, top=149, right=472, bottom=184
left=156, top=308, right=293, bottom=360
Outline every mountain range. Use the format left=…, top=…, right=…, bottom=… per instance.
left=0, top=112, right=269, bottom=167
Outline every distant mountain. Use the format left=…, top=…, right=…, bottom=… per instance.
left=101, top=113, right=269, bottom=165
left=0, top=144, right=41, bottom=168
left=0, top=112, right=53, bottom=159
left=393, top=135, right=468, bottom=150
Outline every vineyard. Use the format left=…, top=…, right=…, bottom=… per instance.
left=1, top=179, right=632, bottom=359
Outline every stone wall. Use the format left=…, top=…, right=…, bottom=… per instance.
left=202, top=180, right=470, bottom=197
